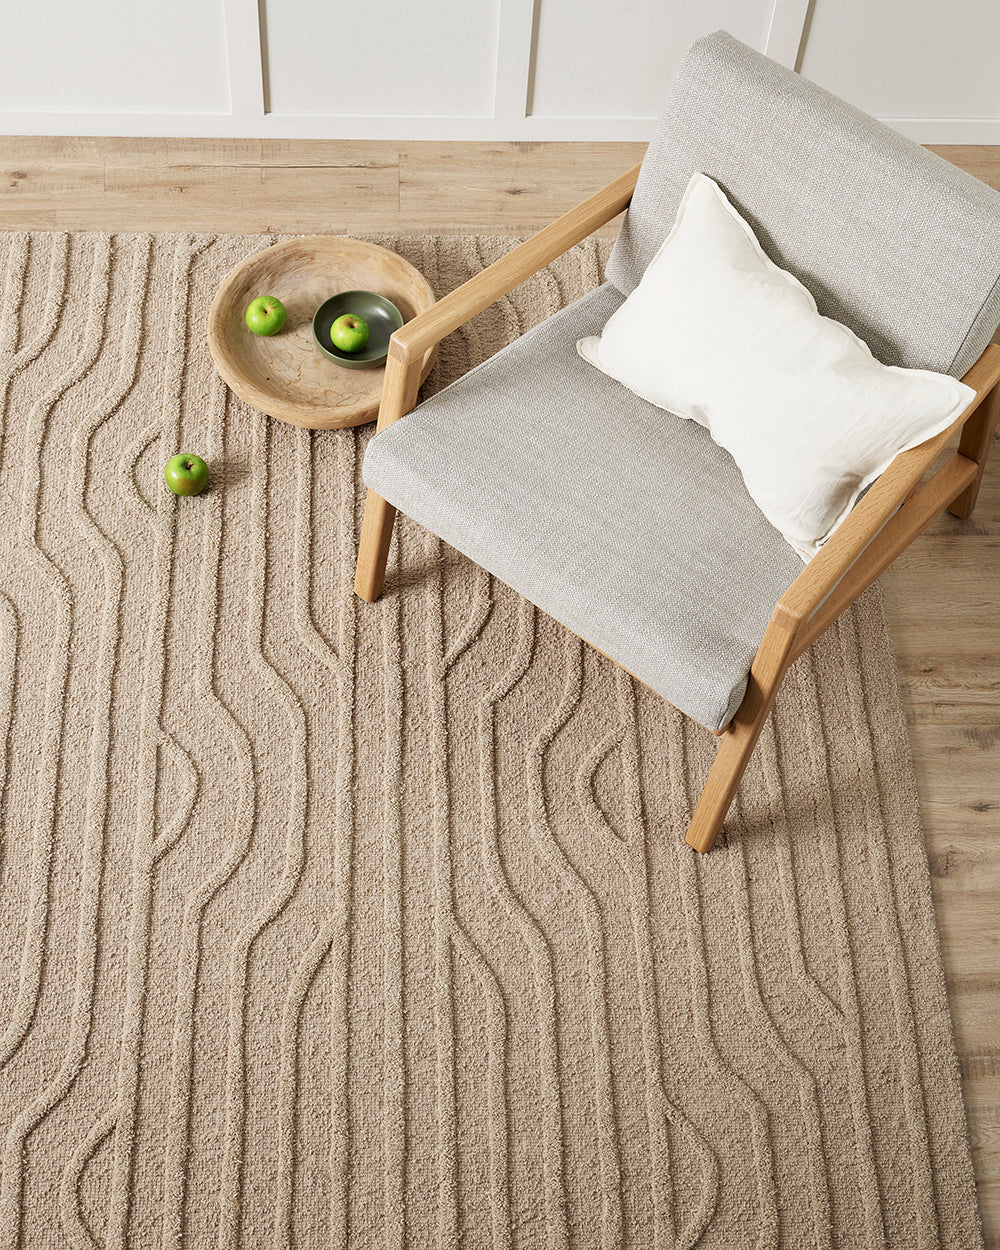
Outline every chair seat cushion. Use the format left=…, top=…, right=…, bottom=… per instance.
left=362, top=284, right=805, bottom=731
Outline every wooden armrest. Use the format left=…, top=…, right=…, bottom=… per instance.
left=773, top=341, right=1000, bottom=638
left=388, top=164, right=642, bottom=367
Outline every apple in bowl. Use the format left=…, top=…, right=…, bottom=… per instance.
left=312, top=291, right=403, bottom=369
left=330, top=314, right=370, bottom=353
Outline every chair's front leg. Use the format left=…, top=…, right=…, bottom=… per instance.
left=685, top=616, right=797, bottom=852
left=353, top=341, right=426, bottom=602
left=355, top=492, right=399, bottom=602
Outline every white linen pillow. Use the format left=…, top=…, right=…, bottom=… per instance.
left=577, top=171, right=975, bottom=560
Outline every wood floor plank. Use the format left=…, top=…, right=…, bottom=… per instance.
left=398, top=140, right=646, bottom=235
left=0, top=158, right=105, bottom=230
left=931, top=144, right=1000, bottom=190
left=257, top=138, right=399, bottom=168
left=100, top=160, right=399, bottom=234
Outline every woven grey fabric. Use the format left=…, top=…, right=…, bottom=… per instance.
left=607, top=31, right=1000, bottom=380
left=364, top=284, right=804, bottom=731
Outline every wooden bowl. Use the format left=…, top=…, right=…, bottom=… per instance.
left=207, top=236, right=437, bottom=430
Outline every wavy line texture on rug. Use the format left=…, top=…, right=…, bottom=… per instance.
left=0, top=230, right=983, bottom=1248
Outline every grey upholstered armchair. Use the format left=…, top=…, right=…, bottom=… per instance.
left=353, top=31, right=1000, bottom=852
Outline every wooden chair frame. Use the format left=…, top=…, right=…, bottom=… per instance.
left=354, top=165, right=1000, bottom=853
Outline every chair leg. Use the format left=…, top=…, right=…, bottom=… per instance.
left=353, top=339, right=427, bottom=603
left=685, top=697, right=773, bottom=853
left=354, top=490, right=397, bottom=602
left=948, top=380, right=1000, bottom=519
left=685, top=615, right=797, bottom=852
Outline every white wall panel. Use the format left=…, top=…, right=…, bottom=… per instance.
left=529, top=0, right=774, bottom=118
left=0, top=0, right=997, bottom=140
left=262, top=0, right=500, bottom=117
left=0, top=0, right=229, bottom=114
left=800, top=0, right=1000, bottom=124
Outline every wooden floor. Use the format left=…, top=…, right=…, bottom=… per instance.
left=2, top=137, right=998, bottom=1244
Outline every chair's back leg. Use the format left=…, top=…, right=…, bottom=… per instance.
left=948, top=380, right=1000, bottom=519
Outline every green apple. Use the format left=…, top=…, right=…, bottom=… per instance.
left=330, top=313, right=370, bottom=353
left=245, top=295, right=287, bottom=336
left=164, top=453, right=209, bottom=496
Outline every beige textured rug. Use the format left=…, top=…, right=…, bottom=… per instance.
left=0, top=230, right=984, bottom=1249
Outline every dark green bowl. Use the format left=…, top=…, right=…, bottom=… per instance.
left=312, top=290, right=403, bottom=369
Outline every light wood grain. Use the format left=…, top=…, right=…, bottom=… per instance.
left=778, top=348, right=1000, bottom=634
left=1, top=135, right=998, bottom=1247
left=929, top=145, right=1000, bottom=191
left=0, top=138, right=647, bottom=236
left=390, top=164, right=640, bottom=363
left=952, top=379, right=1000, bottom=517
left=685, top=609, right=798, bottom=852
left=206, top=235, right=437, bottom=429
left=398, top=140, right=647, bottom=235
left=354, top=328, right=429, bottom=600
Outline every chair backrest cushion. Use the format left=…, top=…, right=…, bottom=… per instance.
left=606, top=31, right=1000, bottom=379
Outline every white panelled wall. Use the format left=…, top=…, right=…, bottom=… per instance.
left=1, top=0, right=998, bottom=142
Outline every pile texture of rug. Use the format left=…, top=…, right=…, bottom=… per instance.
left=0, top=231, right=983, bottom=1248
